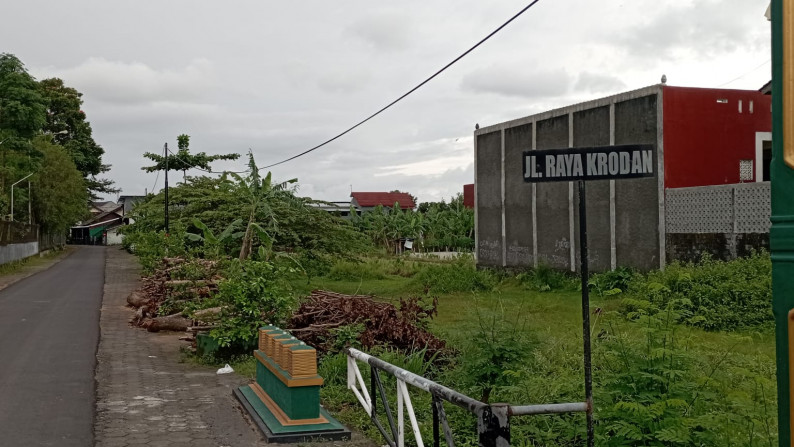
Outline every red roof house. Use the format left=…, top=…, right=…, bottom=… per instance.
left=350, top=192, right=416, bottom=211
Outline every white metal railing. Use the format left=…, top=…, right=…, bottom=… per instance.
left=346, top=348, right=588, bottom=447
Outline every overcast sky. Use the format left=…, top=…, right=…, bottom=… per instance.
left=2, top=0, right=772, bottom=204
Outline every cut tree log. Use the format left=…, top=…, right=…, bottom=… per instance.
left=143, top=313, right=192, bottom=332
left=193, top=306, right=224, bottom=320
left=127, top=291, right=149, bottom=308
left=164, top=280, right=216, bottom=287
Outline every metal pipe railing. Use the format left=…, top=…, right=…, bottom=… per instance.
left=346, top=347, right=588, bottom=447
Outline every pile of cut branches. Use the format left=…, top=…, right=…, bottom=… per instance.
left=127, top=257, right=222, bottom=332
left=288, top=290, right=447, bottom=358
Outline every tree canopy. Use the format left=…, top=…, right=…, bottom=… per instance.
left=39, top=77, right=116, bottom=197
left=142, top=134, right=239, bottom=180
left=31, top=136, right=88, bottom=233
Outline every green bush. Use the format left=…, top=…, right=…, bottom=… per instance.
left=122, top=229, right=187, bottom=273
left=589, top=266, right=636, bottom=296
left=412, top=258, right=497, bottom=293
left=517, top=263, right=578, bottom=292
left=620, top=252, right=772, bottom=331
left=327, top=259, right=387, bottom=281
left=593, top=307, right=776, bottom=446
left=208, top=259, right=297, bottom=347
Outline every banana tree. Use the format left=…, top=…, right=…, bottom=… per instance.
left=184, top=218, right=244, bottom=258
left=226, top=151, right=297, bottom=261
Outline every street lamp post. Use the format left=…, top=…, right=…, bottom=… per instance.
left=10, top=172, right=32, bottom=222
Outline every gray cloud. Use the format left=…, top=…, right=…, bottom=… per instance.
left=611, top=0, right=769, bottom=59
left=461, top=66, right=571, bottom=98
left=42, top=58, right=217, bottom=105
left=574, top=72, right=626, bottom=94
left=345, top=12, right=415, bottom=52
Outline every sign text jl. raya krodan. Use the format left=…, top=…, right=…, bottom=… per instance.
left=522, top=144, right=655, bottom=183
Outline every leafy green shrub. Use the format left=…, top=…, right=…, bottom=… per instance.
left=517, top=263, right=577, bottom=292
left=208, top=259, right=296, bottom=347
left=122, top=229, right=187, bottom=273
left=384, top=257, right=420, bottom=277
left=329, top=323, right=365, bottom=352
left=459, top=299, right=528, bottom=403
left=620, top=252, right=772, bottom=331
left=589, top=266, right=635, bottom=296
left=294, top=251, right=334, bottom=278
left=594, top=306, right=777, bottom=446
left=327, top=259, right=387, bottom=281
left=412, top=257, right=497, bottom=294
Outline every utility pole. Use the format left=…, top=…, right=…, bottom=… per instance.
left=164, top=142, right=169, bottom=234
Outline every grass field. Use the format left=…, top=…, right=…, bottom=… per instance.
left=229, top=255, right=777, bottom=446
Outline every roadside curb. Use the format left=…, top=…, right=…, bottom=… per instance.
left=0, top=246, right=75, bottom=293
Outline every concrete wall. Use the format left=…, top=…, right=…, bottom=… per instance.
left=0, top=241, right=39, bottom=265
left=665, top=182, right=769, bottom=262
left=474, top=85, right=665, bottom=272
left=107, top=228, right=124, bottom=245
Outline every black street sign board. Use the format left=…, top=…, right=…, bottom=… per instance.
left=519, top=143, right=655, bottom=446
left=523, top=144, right=655, bottom=183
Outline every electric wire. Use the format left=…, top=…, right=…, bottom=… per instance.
left=259, top=0, right=544, bottom=170
left=718, top=59, right=771, bottom=88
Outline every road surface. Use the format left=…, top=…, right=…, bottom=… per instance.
left=0, top=246, right=105, bottom=446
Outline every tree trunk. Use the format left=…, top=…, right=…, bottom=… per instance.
left=127, top=290, right=149, bottom=308
left=239, top=206, right=257, bottom=261
left=143, top=313, right=192, bottom=332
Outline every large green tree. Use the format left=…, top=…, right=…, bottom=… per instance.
left=0, top=53, right=47, bottom=200
left=39, top=77, right=116, bottom=198
left=142, top=134, right=239, bottom=182
left=31, top=136, right=88, bottom=233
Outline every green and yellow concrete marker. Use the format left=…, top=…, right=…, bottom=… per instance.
left=234, top=326, right=350, bottom=443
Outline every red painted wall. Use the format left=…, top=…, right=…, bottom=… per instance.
left=663, top=86, right=771, bottom=188
left=463, top=183, right=474, bottom=208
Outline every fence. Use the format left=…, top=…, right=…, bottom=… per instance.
left=0, top=221, right=38, bottom=246
left=665, top=182, right=770, bottom=262
left=39, top=232, right=66, bottom=251
left=346, top=348, right=589, bottom=447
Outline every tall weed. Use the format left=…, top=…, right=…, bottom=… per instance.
left=517, top=263, right=578, bottom=292
left=620, top=252, right=772, bottom=331
left=413, top=258, right=497, bottom=293
left=328, top=259, right=388, bottom=281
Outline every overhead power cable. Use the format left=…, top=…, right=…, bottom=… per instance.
left=260, top=0, right=544, bottom=170
left=718, top=59, right=771, bottom=88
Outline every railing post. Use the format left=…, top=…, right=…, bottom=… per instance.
left=477, top=404, right=510, bottom=447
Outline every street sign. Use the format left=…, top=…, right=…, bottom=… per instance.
left=523, top=144, right=655, bottom=183
left=519, top=142, right=655, bottom=446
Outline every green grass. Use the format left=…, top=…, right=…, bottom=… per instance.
left=253, top=256, right=779, bottom=445
left=0, top=247, right=70, bottom=276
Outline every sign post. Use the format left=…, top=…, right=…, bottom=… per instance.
left=770, top=1, right=794, bottom=445
left=523, top=144, right=655, bottom=447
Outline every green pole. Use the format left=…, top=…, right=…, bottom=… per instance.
left=771, top=0, right=793, bottom=445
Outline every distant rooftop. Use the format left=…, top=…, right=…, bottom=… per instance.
left=350, top=192, right=415, bottom=209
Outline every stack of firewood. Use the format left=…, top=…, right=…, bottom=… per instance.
left=127, top=257, right=222, bottom=333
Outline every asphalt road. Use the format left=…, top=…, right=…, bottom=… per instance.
left=0, top=246, right=105, bottom=446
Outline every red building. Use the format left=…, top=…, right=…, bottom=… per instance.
left=463, top=184, right=474, bottom=209
left=662, top=86, right=771, bottom=187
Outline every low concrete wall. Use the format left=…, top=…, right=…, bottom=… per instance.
left=0, top=241, right=39, bottom=265
left=666, top=233, right=769, bottom=263
left=665, top=183, right=770, bottom=262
